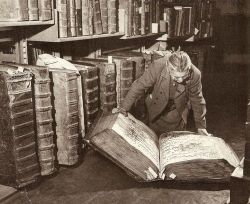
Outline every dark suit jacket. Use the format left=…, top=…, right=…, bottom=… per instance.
left=121, top=56, right=207, bottom=129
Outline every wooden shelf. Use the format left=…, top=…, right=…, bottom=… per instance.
left=0, top=20, right=54, bottom=28
left=120, top=33, right=164, bottom=40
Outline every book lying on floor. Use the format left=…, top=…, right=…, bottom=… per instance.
left=87, top=113, right=240, bottom=182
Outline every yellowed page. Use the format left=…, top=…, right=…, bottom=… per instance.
left=112, top=113, right=160, bottom=169
left=159, top=131, right=239, bottom=171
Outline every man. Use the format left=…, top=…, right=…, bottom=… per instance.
left=116, top=50, right=210, bottom=136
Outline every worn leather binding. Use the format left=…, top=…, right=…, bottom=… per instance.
left=0, top=66, right=40, bottom=188
left=93, top=0, right=103, bottom=34
left=66, top=0, right=77, bottom=37
left=72, top=59, right=116, bottom=114
left=49, top=69, right=80, bottom=166
left=75, top=0, right=83, bottom=36
left=3, top=63, right=56, bottom=176
left=107, top=0, right=117, bottom=34
left=28, top=0, right=39, bottom=20
left=58, top=0, right=68, bottom=38
left=0, top=0, right=29, bottom=21
left=100, top=0, right=108, bottom=33
left=72, top=62, right=100, bottom=131
left=38, top=0, right=53, bottom=21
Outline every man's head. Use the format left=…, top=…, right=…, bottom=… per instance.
left=167, top=51, right=192, bottom=84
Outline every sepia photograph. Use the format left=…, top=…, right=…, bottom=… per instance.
left=0, top=0, right=249, bottom=203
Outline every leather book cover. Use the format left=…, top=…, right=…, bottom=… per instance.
left=75, top=0, right=83, bottom=36
left=2, top=63, right=56, bottom=176
left=71, top=58, right=117, bottom=113
left=58, top=0, right=68, bottom=37
left=49, top=69, right=80, bottom=166
left=0, top=0, right=29, bottom=21
left=0, top=66, right=40, bottom=188
left=66, top=0, right=77, bottom=37
left=81, top=0, right=90, bottom=35
left=38, top=0, right=52, bottom=21
left=107, top=0, right=117, bottom=34
left=133, top=0, right=141, bottom=35
left=72, top=62, right=100, bottom=131
left=28, top=0, right=39, bottom=20
left=100, top=0, right=108, bottom=33
left=93, top=0, right=103, bottom=34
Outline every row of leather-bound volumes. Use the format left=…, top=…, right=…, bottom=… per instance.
left=119, top=0, right=161, bottom=37
left=58, top=0, right=118, bottom=38
left=160, top=0, right=215, bottom=39
left=0, top=51, right=152, bottom=188
left=0, top=0, right=53, bottom=21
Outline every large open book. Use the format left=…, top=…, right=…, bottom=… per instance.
left=88, top=113, right=240, bottom=182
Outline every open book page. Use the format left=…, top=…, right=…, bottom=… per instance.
left=159, top=131, right=240, bottom=173
left=112, top=113, right=160, bottom=171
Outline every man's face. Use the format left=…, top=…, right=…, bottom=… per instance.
left=169, top=68, right=191, bottom=84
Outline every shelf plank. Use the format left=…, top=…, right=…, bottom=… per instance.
left=28, top=32, right=125, bottom=42
left=120, top=33, right=164, bottom=40
left=55, top=32, right=125, bottom=42
left=0, top=20, right=54, bottom=28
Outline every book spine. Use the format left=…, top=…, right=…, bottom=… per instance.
left=144, top=0, right=150, bottom=34
left=93, top=0, right=103, bottom=34
left=100, top=0, right=108, bottom=33
left=51, top=71, right=80, bottom=166
left=133, top=0, right=141, bottom=35
left=88, top=0, right=94, bottom=35
left=79, top=67, right=99, bottom=130
left=75, top=0, right=83, bottom=36
left=67, top=0, right=77, bottom=37
left=82, top=0, right=90, bottom=35
left=38, top=0, right=52, bottom=21
left=114, top=59, right=134, bottom=107
left=141, top=0, right=145, bottom=35
left=58, top=0, right=68, bottom=38
left=99, top=63, right=117, bottom=113
left=28, top=0, right=39, bottom=20
left=0, top=70, right=40, bottom=188
left=118, top=8, right=125, bottom=33
left=29, top=67, right=56, bottom=176
left=107, top=0, right=117, bottom=34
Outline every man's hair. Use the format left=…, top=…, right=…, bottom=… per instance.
left=168, top=51, right=191, bottom=72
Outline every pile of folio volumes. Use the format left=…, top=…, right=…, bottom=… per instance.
left=87, top=112, right=240, bottom=182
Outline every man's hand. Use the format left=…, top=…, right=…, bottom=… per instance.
left=112, top=107, right=128, bottom=117
left=197, top=128, right=212, bottom=136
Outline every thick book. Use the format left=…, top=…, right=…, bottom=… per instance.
left=28, top=0, right=39, bottom=20
left=0, top=66, right=40, bottom=188
left=109, top=57, right=133, bottom=108
left=81, top=0, right=90, bottom=35
left=93, top=0, right=103, bottom=34
left=75, top=0, right=83, bottom=36
left=49, top=69, right=80, bottom=166
left=133, top=0, right=141, bottom=35
left=38, top=0, right=53, bottom=21
left=73, top=63, right=100, bottom=131
left=58, top=0, right=68, bottom=38
left=67, top=0, right=77, bottom=37
left=100, top=0, right=108, bottom=33
left=0, top=0, right=29, bottom=21
left=2, top=63, right=56, bottom=176
left=107, top=0, right=117, bottom=34
left=88, top=0, right=94, bottom=35
left=71, top=58, right=116, bottom=114
left=88, top=113, right=240, bottom=182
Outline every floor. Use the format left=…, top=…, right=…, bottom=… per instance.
left=2, top=64, right=248, bottom=204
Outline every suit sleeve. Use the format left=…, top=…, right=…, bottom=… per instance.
left=188, top=69, right=207, bottom=129
left=121, top=61, right=161, bottom=111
